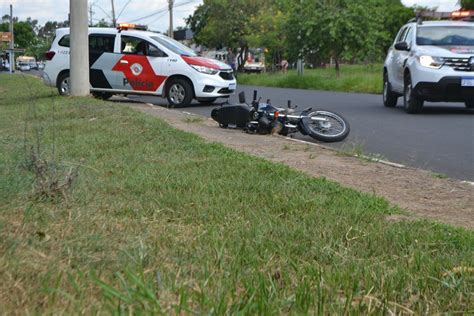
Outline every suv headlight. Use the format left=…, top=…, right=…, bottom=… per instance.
left=418, top=56, right=444, bottom=69
left=190, top=64, right=218, bottom=75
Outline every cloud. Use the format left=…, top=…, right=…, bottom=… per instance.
left=0, top=0, right=203, bottom=32
left=401, top=0, right=460, bottom=11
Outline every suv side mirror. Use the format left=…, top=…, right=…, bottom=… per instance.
left=394, top=41, right=409, bottom=51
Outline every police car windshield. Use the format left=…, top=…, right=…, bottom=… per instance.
left=417, top=26, right=474, bottom=46
left=151, top=36, right=197, bottom=56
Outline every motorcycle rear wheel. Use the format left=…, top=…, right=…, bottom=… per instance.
left=302, top=110, right=350, bottom=142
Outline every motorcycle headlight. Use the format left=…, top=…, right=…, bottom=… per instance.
left=191, top=64, right=218, bottom=75
left=419, top=55, right=444, bottom=69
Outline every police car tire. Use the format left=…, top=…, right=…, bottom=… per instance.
left=166, top=79, right=193, bottom=107
left=383, top=71, right=398, bottom=108
left=57, top=72, right=70, bottom=96
left=403, top=73, right=423, bottom=114
left=465, top=101, right=474, bottom=109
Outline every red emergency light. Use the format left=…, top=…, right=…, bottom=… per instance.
left=451, top=10, right=473, bottom=19
left=117, top=23, right=147, bottom=31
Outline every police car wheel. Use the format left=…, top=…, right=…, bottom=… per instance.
left=57, top=72, right=71, bottom=96
left=166, top=79, right=193, bottom=107
left=403, top=73, right=423, bottom=114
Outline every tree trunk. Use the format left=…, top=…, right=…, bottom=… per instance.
left=237, top=45, right=248, bottom=72
left=335, top=58, right=340, bottom=77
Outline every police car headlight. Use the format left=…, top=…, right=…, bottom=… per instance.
left=191, top=65, right=218, bottom=75
left=419, top=56, right=444, bottom=69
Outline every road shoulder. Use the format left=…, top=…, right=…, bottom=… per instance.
left=127, top=102, right=474, bottom=229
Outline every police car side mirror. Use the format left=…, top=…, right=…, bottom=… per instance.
left=394, top=41, right=409, bottom=51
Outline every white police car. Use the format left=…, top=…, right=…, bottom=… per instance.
left=383, top=11, right=474, bottom=113
left=43, top=24, right=237, bottom=107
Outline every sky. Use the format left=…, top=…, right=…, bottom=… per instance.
left=0, top=0, right=462, bottom=32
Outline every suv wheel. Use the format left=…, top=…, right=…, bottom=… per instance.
left=166, top=79, right=193, bottom=107
left=383, top=71, right=398, bottom=107
left=57, top=72, right=70, bottom=96
left=403, top=73, right=424, bottom=114
left=465, top=100, right=474, bottom=109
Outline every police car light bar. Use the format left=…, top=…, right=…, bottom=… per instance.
left=117, top=23, right=148, bottom=31
left=451, top=10, right=473, bottom=19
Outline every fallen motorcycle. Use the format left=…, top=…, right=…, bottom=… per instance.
left=211, top=91, right=350, bottom=142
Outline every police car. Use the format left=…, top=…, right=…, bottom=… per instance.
left=43, top=24, right=237, bottom=107
left=383, top=11, right=474, bottom=113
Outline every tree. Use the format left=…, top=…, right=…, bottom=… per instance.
left=460, top=0, right=474, bottom=10
left=285, top=0, right=413, bottom=75
left=186, top=0, right=270, bottom=71
left=0, top=20, right=36, bottom=50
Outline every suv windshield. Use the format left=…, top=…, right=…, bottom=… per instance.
left=151, top=35, right=196, bottom=56
left=417, top=26, right=474, bottom=46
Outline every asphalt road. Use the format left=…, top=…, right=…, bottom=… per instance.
left=128, top=86, right=474, bottom=181
left=19, top=69, right=473, bottom=181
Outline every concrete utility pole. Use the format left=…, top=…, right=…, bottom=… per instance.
left=110, top=0, right=116, bottom=27
left=69, top=0, right=89, bottom=96
left=168, top=0, right=174, bottom=38
left=9, top=4, right=14, bottom=73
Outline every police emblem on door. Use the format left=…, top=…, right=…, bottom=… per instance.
left=131, top=63, right=143, bottom=76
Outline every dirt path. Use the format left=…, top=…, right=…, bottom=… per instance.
left=128, top=103, right=473, bottom=230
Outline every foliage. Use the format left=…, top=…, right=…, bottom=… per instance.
left=188, top=0, right=414, bottom=74
left=0, top=20, right=36, bottom=51
left=460, top=0, right=474, bottom=10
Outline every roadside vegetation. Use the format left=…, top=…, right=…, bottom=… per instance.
left=1, top=74, right=473, bottom=314
left=238, top=64, right=382, bottom=94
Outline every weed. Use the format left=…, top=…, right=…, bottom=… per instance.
left=183, top=116, right=203, bottom=124
left=432, top=172, right=448, bottom=179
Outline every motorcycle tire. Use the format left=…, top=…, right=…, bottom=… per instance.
left=301, top=110, right=350, bottom=142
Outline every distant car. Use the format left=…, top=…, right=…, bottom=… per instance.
left=18, top=62, right=31, bottom=71
left=38, top=62, right=45, bottom=70
left=383, top=12, right=474, bottom=113
left=244, top=61, right=265, bottom=74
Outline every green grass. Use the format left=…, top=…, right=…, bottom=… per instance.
left=238, top=64, right=383, bottom=94
left=0, top=74, right=473, bottom=314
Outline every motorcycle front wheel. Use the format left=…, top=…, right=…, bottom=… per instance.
left=302, top=110, right=350, bottom=142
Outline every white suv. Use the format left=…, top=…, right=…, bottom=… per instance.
left=43, top=25, right=237, bottom=107
left=383, top=17, right=474, bottom=113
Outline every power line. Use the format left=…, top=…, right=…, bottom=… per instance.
left=117, top=0, right=132, bottom=19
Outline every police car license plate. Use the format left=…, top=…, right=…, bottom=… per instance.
left=461, top=78, right=474, bottom=87
left=228, top=83, right=236, bottom=90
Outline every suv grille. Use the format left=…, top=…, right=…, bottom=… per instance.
left=444, top=58, right=472, bottom=72
left=219, top=71, right=234, bottom=80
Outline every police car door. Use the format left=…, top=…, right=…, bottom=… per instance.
left=391, top=26, right=412, bottom=92
left=113, top=34, right=168, bottom=94
left=89, top=33, right=120, bottom=91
